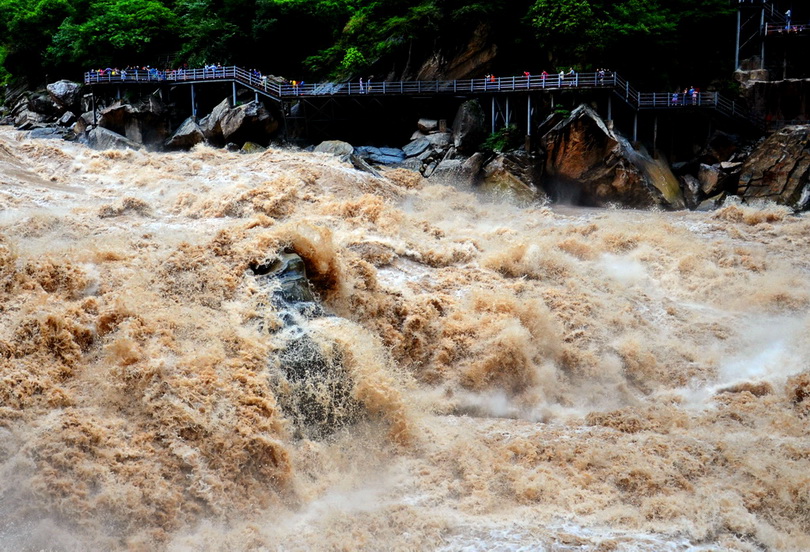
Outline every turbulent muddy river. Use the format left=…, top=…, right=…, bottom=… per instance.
left=1, top=127, right=809, bottom=551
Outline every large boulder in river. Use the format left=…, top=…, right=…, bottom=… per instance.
left=480, top=152, right=544, bottom=204
left=221, top=100, right=278, bottom=144
left=87, top=126, right=144, bottom=151
left=200, top=98, right=232, bottom=143
left=47, top=80, right=82, bottom=112
left=452, top=99, right=487, bottom=154
left=737, top=125, right=810, bottom=211
left=541, top=104, right=684, bottom=208
left=314, top=140, right=354, bottom=161
left=201, top=99, right=278, bottom=146
left=98, top=95, right=170, bottom=147
left=165, top=116, right=205, bottom=150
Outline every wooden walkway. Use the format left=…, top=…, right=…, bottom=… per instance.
left=83, top=66, right=753, bottom=124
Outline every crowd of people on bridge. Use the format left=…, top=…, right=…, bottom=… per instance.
left=89, top=63, right=273, bottom=83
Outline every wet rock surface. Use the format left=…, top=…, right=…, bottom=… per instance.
left=737, top=125, right=810, bottom=210
left=86, top=126, right=145, bottom=151
left=252, top=252, right=359, bottom=438
left=98, top=96, right=170, bottom=147
left=165, top=116, right=205, bottom=150
left=541, top=105, right=684, bottom=208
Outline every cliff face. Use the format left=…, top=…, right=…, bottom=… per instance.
left=738, top=76, right=810, bottom=124
left=413, top=24, right=498, bottom=81
left=737, top=125, right=810, bottom=210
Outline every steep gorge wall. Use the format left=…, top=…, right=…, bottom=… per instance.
left=738, top=76, right=810, bottom=124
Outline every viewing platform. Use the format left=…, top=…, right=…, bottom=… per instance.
left=83, top=66, right=750, bottom=119
left=83, top=66, right=759, bottom=144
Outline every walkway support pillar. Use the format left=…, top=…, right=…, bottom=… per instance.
left=760, top=5, right=766, bottom=69
left=232, top=82, right=237, bottom=106
left=653, top=115, right=658, bottom=159
left=607, top=95, right=612, bottom=122
left=735, top=8, right=741, bottom=70
left=526, top=95, right=532, bottom=152
left=491, top=96, right=496, bottom=134
left=505, top=96, right=511, bottom=127
left=191, top=84, right=196, bottom=118
left=633, top=112, right=638, bottom=144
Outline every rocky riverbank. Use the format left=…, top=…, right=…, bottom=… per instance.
left=2, top=78, right=809, bottom=212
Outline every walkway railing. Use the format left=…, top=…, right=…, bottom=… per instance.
left=764, top=22, right=809, bottom=35
left=83, top=66, right=753, bottom=123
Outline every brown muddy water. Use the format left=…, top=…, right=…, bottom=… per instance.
left=0, top=127, right=809, bottom=551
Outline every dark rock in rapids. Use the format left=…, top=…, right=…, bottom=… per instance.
left=737, top=125, right=810, bottom=211
left=252, top=252, right=359, bottom=438
left=28, top=127, right=75, bottom=141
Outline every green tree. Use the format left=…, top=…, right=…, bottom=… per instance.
left=48, top=0, right=179, bottom=68
left=0, top=0, right=79, bottom=82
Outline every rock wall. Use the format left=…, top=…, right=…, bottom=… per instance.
left=737, top=125, right=810, bottom=210
left=738, top=76, right=810, bottom=125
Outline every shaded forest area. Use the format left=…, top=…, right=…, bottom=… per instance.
left=0, top=1, right=804, bottom=92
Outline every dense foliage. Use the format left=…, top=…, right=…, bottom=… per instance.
left=0, top=0, right=769, bottom=89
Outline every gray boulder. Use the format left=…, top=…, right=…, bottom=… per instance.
left=314, top=140, right=354, bottom=161
left=98, top=96, right=169, bottom=147
left=28, top=127, right=73, bottom=140
left=200, top=98, right=232, bottom=142
left=452, top=100, right=486, bottom=154
left=57, top=111, right=76, bottom=127
left=426, top=132, right=452, bottom=149
left=698, top=163, right=722, bottom=196
left=47, top=80, right=82, bottom=111
left=355, top=146, right=405, bottom=165
left=480, top=153, right=543, bottom=204
left=200, top=99, right=278, bottom=146
left=87, top=127, right=145, bottom=151
left=417, top=118, right=438, bottom=133
left=165, top=117, right=205, bottom=150
left=14, top=110, right=49, bottom=130
left=403, top=137, right=431, bottom=158
left=220, top=100, right=278, bottom=144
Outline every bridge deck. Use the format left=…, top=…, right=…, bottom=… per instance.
left=83, top=66, right=753, bottom=124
